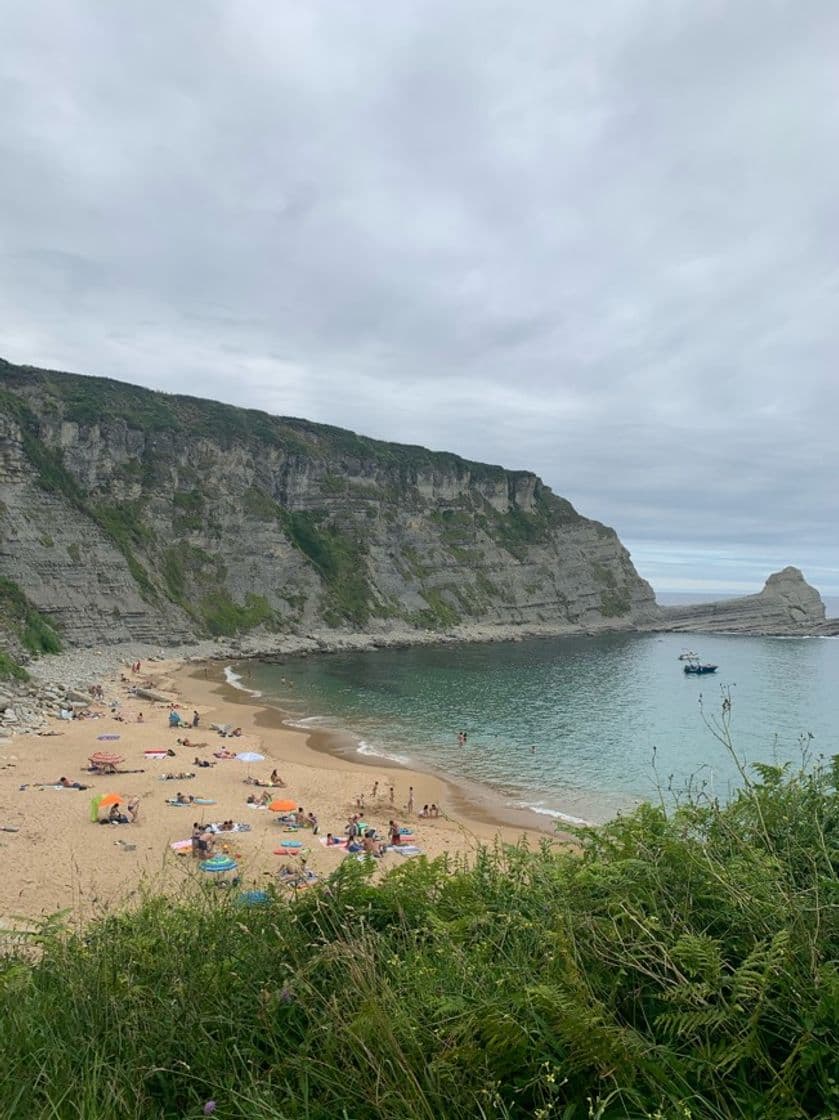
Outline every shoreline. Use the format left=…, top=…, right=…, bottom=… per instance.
left=175, top=660, right=567, bottom=841
left=184, top=660, right=571, bottom=840
left=0, top=650, right=568, bottom=928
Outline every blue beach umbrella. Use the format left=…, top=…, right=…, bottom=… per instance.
left=199, top=855, right=238, bottom=874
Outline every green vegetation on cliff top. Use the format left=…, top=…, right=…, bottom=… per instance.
left=0, top=732, right=836, bottom=1120
left=0, top=359, right=525, bottom=485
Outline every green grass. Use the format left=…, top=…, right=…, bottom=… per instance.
left=91, top=503, right=157, bottom=599
left=281, top=511, right=373, bottom=625
left=0, top=577, right=62, bottom=655
left=0, top=724, right=836, bottom=1120
left=242, top=487, right=281, bottom=521
left=200, top=591, right=275, bottom=636
left=0, top=649, right=28, bottom=680
left=172, top=489, right=205, bottom=530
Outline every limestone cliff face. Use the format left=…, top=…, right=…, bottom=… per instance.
left=0, top=359, right=659, bottom=654
left=654, top=567, right=826, bottom=635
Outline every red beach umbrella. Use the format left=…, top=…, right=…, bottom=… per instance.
left=88, top=751, right=124, bottom=773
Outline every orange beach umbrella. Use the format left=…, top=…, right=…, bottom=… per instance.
left=268, top=799, right=297, bottom=812
left=99, top=793, right=124, bottom=807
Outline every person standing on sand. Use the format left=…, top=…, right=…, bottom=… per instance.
left=192, top=710, right=200, bottom=728
left=372, top=781, right=379, bottom=800
left=406, top=786, right=414, bottom=815
left=388, top=785, right=394, bottom=805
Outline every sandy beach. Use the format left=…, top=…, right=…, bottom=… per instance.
left=0, top=655, right=562, bottom=927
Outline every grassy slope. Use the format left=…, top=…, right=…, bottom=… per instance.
left=1, top=728, right=837, bottom=1120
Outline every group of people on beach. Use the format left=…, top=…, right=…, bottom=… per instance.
left=59, top=661, right=443, bottom=892
left=102, top=798, right=140, bottom=825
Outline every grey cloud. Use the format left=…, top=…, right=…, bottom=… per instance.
left=1, top=0, right=838, bottom=592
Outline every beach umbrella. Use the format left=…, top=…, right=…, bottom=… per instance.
left=268, top=799, right=297, bottom=812
left=235, top=752, right=264, bottom=763
left=199, top=854, right=238, bottom=874
left=89, top=751, right=124, bottom=772
left=98, top=793, right=123, bottom=808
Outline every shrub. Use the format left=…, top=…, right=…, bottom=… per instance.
left=0, top=742, right=837, bottom=1119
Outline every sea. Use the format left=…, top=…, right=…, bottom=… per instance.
left=228, top=594, right=839, bottom=826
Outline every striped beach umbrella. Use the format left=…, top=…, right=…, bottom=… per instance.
left=89, top=752, right=124, bottom=772
left=199, top=855, right=238, bottom=874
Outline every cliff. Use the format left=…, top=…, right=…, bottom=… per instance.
left=0, top=359, right=659, bottom=667
left=654, top=567, right=827, bottom=635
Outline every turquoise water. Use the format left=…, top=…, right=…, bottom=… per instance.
left=234, top=631, right=839, bottom=823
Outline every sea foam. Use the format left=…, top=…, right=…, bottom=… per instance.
left=223, top=666, right=262, bottom=698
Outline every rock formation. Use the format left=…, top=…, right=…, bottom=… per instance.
left=0, top=358, right=660, bottom=670
left=653, top=567, right=827, bottom=636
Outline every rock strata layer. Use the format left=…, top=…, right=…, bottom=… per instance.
left=0, top=358, right=659, bottom=667
left=652, top=567, right=827, bottom=636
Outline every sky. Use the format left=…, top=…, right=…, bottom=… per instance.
left=1, top=2, right=838, bottom=597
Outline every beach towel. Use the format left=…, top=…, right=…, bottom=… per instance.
left=205, top=822, right=251, bottom=834
left=169, top=839, right=193, bottom=851
left=275, top=839, right=304, bottom=848
left=97, top=734, right=120, bottom=741
left=388, top=845, right=422, bottom=856
left=193, top=798, right=216, bottom=805
left=144, top=750, right=168, bottom=759
left=236, top=890, right=269, bottom=907
left=318, top=837, right=345, bottom=848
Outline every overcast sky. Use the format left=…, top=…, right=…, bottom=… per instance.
left=1, top=2, right=838, bottom=596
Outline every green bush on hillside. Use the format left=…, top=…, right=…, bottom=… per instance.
left=281, top=510, right=373, bottom=625
left=1, top=726, right=837, bottom=1120
left=0, top=649, right=28, bottom=680
left=0, top=577, right=62, bottom=655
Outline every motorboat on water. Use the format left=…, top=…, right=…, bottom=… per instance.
left=683, top=658, right=718, bottom=675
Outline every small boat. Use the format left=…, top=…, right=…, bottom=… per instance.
left=678, top=650, right=699, bottom=660
left=683, top=659, right=718, bottom=675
